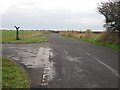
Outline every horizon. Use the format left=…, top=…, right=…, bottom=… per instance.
left=1, top=0, right=108, bottom=30
left=0, top=28, right=106, bottom=32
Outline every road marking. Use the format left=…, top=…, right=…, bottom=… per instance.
left=80, top=49, right=120, bottom=78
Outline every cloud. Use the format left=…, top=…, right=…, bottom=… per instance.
left=1, top=0, right=108, bottom=30
left=1, top=0, right=101, bottom=14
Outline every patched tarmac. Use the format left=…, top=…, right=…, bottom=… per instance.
left=2, top=43, right=56, bottom=88
left=2, top=34, right=119, bottom=88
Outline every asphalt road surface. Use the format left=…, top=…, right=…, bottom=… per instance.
left=2, top=33, right=119, bottom=88
left=46, top=33, right=119, bottom=88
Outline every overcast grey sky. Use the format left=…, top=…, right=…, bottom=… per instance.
left=1, top=0, right=108, bottom=30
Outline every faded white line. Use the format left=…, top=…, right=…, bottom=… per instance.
left=80, top=49, right=120, bottom=78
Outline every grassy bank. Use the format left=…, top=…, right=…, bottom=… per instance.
left=0, top=30, right=49, bottom=43
left=1, top=58, right=30, bottom=88
left=63, top=35, right=120, bottom=50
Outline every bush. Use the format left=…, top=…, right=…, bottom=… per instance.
left=98, top=31, right=119, bottom=44
left=84, top=29, right=92, bottom=39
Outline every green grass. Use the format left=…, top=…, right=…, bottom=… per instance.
left=0, top=30, right=38, bottom=37
left=0, top=30, right=48, bottom=43
left=2, top=36, right=48, bottom=43
left=1, top=58, right=30, bottom=88
left=63, top=35, right=120, bottom=51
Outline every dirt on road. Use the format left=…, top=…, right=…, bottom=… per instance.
left=2, top=43, right=56, bottom=88
left=2, top=33, right=119, bottom=88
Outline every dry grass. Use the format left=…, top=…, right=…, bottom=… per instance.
left=21, top=31, right=50, bottom=38
left=98, top=31, right=120, bottom=44
left=59, top=31, right=84, bottom=38
left=59, top=30, right=119, bottom=45
left=59, top=30, right=93, bottom=39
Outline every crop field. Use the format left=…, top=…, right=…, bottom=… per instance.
left=0, top=30, right=49, bottom=43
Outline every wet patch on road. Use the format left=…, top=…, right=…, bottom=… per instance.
left=2, top=43, right=56, bottom=88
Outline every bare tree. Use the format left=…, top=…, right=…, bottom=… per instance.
left=14, top=26, right=20, bottom=40
left=98, top=0, right=120, bottom=32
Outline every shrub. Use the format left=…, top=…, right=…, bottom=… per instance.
left=84, top=29, right=92, bottom=39
left=98, top=31, right=119, bottom=44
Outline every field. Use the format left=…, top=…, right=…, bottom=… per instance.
left=1, top=58, right=30, bottom=88
left=0, top=30, right=49, bottom=43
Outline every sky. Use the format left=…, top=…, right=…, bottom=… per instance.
left=0, top=0, right=108, bottom=30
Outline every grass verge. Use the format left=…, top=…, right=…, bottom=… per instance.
left=2, top=36, right=48, bottom=43
left=63, top=35, right=120, bottom=51
left=1, top=58, right=30, bottom=88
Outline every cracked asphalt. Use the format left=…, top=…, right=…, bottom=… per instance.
left=2, top=43, right=55, bottom=88
left=2, top=33, right=119, bottom=88
left=46, top=33, right=118, bottom=88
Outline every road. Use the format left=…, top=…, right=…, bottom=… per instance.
left=2, top=33, right=119, bottom=88
left=46, top=33, right=118, bottom=88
